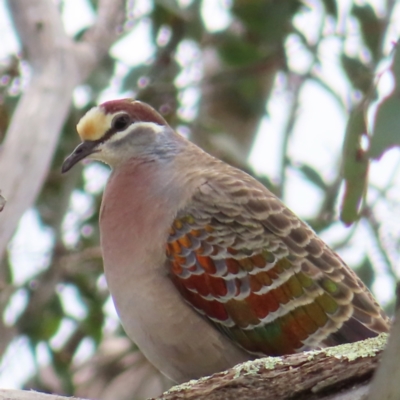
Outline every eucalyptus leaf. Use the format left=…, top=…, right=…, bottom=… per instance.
left=370, top=95, right=400, bottom=159
left=322, top=0, right=337, bottom=17
left=351, top=4, right=384, bottom=62
left=298, top=163, right=327, bottom=190
left=340, top=108, right=369, bottom=225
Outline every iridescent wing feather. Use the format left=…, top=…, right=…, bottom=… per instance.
left=166, top=164, right=389, bottom=356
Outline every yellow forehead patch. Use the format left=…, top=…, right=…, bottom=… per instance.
left=76, top=107, right=114, bottom=141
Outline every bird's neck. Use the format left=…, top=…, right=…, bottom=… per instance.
left=99, top=156, right=196, bottom=277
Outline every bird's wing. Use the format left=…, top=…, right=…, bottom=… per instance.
left=166, top=165, right=389, bottom=356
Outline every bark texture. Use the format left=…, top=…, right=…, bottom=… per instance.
left=152, top=335, right=386, bottom=400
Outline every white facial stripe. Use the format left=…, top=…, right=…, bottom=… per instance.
left=106, top=121, right=165, bottom=144
left=77, top=104, right=166, bottom=143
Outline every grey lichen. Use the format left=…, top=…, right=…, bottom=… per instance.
left=163, top=373, right=217, bottom=396
left=323, top=333, right=388, bottom=361
left=161, top=357, right=285, bottom=396
left=305, top=333, right=388, bottom=362
left=232, top=357, right=284, bottom=379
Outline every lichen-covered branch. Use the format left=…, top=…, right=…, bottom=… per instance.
left=0, top=335, right=389, bottom=400
left=153, top=335, right=387, bottom=400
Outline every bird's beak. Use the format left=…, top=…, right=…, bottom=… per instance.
left=61, top=141, right=98, bottom=173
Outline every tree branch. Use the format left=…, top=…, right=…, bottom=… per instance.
left=0, top=389, right=86, bottom=400
left=0, top=0, right=126, bottom=261
left=0, top=335, right=388, bottom=400
left=153, top=335, right=387, bottom=400
left=75, top=0, right=126, bottom=80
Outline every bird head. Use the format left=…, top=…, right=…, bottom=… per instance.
left=62, top=99, right=179, bottom=173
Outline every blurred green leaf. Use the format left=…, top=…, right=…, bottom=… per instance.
left=232, top=0, right=301, bottom=39
left=369, top=95, right=400, bottom=159
left=298, top=163, right=327, bottom=190
left=154, top=0, right=182, bottom=16
left=19, top=294, right=63, bottom=342
left=219, top=35, right=264, bottom=67
left=209, top=73, right=269, bottom=122
left=83, top=300, right=104, bottom=343
left=322, top=0, right=337, bottom=17
left=352, top=4, right=384, bottom=62
left=341, top=54, right=373, bottom=94
left=152, top=0, right=202, bottom=44
left=355, top=256, right=375, bottom=290
left=370, top=39, right=400, bottom=160
left=152, top=1, right=184, bottom=39
left=340, top=107, right=369, bottom=225
left=184, top=2, right=203, bottom=41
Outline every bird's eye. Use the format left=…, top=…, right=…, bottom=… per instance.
left=112, top=114, right=131, bottom=131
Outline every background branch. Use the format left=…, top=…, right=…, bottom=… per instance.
left=0, top=0, right=125, bottom=261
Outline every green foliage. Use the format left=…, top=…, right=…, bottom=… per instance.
left=341, top=54, right=373, bottom=94
left=321, top=0, right=337, bottom=17
left=18, top=291, right=63, bottom=343
left=355, top=256, right=375, bottom=291
left=297, top=163, right=328, bottom=191
left=219, top=35, right=265, bottom=67
left=232, top=0, right=301, bottom=39
left=371, top=96, right=400, bottom=159
left=351, top=4, right=384, bottom=62
left=370, top=43, right=400, bottom=159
